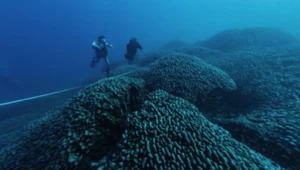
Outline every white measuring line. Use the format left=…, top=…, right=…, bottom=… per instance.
left=0, top=86, right=84, bottom=107
left=0, top=68, right=140, bottom=107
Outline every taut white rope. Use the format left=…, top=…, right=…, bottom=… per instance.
left=0, top=68, right=141, bottom=107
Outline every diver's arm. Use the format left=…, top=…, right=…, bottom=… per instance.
left=92, top=41, right=101, bottom=49
left=137, top=43, right=143, bottom=50
left=105, top=42, right=113, bottom=48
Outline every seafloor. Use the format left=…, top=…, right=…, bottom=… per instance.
left=0, top=27, right=299, bottom=170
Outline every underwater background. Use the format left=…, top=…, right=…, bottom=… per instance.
left=1, top=0, right=300, bottom=102
left=1, top=0, right=300, bottom=170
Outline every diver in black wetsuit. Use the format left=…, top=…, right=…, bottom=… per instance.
left=90, top=36, right=113, bottom=74
left=125, top=37, right=143, bottom=65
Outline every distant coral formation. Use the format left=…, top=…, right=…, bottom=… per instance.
left=200, top=27, right=298, bottom=52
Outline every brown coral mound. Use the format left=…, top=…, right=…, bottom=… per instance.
left=0, top=77, right=145, bottom=170
left=127, top=52, right=236, bottom=104
left=96, top=90, right=283, bottom=170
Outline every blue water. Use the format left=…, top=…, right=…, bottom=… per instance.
left=1, top=1, right=300, bottom=170
left=0, top=0, right=300, bottom=102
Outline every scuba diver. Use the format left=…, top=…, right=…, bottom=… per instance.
left=90, top=35, right=113, bottom=74
left=125, top=37, right=143, bottom=65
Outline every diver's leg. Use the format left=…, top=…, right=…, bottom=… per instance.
left=127, top=54, right=134, bottom=65
left=104, top=55, right=110, bottom=73
left=105, top=55, right=110, bottom=65
left=90, top=56, right=100, bottom=68
left=135, top=53, right=139, bottom=62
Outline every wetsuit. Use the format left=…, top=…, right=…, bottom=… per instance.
left=125, top=40, right=142, bottom=65
left=90, top=41, right=111, bottom=73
